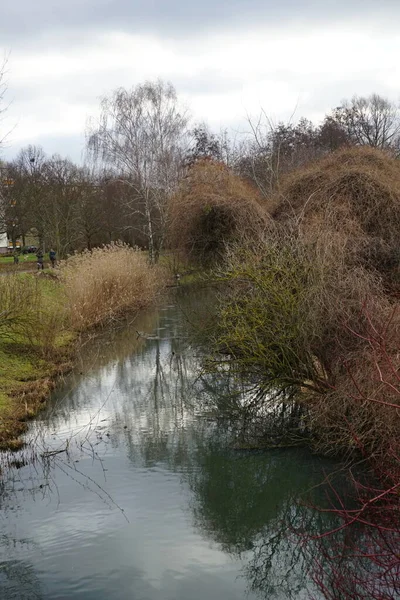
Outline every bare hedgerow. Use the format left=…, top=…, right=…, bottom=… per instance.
left=206, top=220, right=396, bottom=456
left=60, top=243, right=166, bottom=330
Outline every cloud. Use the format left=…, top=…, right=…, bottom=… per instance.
left=2, top=0, right=400, bottom=45
left=1, top=2, right=400, bottom=161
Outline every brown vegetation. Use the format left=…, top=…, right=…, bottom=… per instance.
left=199, top=146, right=400, bottom=598
left=207, top=147, right=400, bottom=460
left=272, top=147, right=400, bottom=286
left=60, top=243, right=166, bottom=330
left=168, top=160, right=269, bottom=266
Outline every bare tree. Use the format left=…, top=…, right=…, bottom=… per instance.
left=87, top=80, right=189, bottom=263
left=0, top=58, right=11, bottom=240
left=0, top=56, right=10, bottom=149
left=331, top=94, right=400, bottom=152
left=4, top=146, right=47, bottom=248
left=41, top=155, right=84, bottom=256
left=240, top=112, right=322, bottom=196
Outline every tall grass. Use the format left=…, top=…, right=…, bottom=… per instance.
left=60, top=243, right=166, bottom=330
left=0, top=274, right=39, bottom=337
left=0, top=274, right=67, bottom=357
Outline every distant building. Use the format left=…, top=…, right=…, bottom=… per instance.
left=0, top=232, right=8, bottom=254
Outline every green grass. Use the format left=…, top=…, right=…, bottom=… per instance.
left=0, top=254, right=38, bottom=264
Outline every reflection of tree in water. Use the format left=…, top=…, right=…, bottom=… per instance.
left=0, top=558, right=43, bottom=599
left=0, top=288, right=352, bottom=600
left=0, top=533, right=42, bottom=599
left=108, top=330, right=201, bottom=470
left=185, top=432, right=339, bottom=599
left=105, top=329, right=340, bottom=599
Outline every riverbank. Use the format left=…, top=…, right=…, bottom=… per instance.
left=0, top=274, right=74, bottom=449
left=0, top=245, right=167, bottom=449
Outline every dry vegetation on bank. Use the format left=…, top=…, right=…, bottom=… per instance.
left=273, top=147, right=400, bottom=287
left=60, top=243, right=166, bottom=330
left=169, top=160, right=269, bottom=267
left=179, top=150, right=400, bottom=598
left=0, top=244, right=167, bottom=448
left=179, top=150, right=400, bottom=460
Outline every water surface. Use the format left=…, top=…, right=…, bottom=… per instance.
left=0, top=289, right=334, bottom=599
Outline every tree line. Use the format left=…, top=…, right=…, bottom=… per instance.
left=1, top=80, right=399, bottom=261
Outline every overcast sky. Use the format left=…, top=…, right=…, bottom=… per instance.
left=1, top=0, right=399, bottom=163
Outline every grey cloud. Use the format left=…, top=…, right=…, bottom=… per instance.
left=3, top=0, right=400, bottom=45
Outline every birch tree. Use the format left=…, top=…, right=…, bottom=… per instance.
left=87, top=80, right=189, bottom=263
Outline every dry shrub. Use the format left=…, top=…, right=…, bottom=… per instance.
left=212, top=226, right=388, bottom=391
left=273, top=147, right=400, bottom=284
left=169, top=160, right=270, bottom=266
left=209, top=222, right=399, bottom=457
left=60, top=243, right=165, bottom=330
left=299, top=227, right=390, bottom=370
left=306, top=305, right=400, bottom=460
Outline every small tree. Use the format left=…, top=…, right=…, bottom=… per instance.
left=186, top=123, right=225, bottom=164
left=87, top=80, right=189, bottom=263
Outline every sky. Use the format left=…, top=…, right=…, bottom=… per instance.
left=1, top=0, right=400, bottom=163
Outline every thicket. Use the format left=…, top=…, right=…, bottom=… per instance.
left=202, top=148, right=399, bottom=452
left=168, top=160, right=268, bottom=267
left=192, top=146, right=400, bottom=599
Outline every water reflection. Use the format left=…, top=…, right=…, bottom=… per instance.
left=0, top=288, right=339, bottom=599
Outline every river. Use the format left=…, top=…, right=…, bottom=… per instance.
left=0, top=287, right=338, bottom=599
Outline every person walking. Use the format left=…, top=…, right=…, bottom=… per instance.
left=36, top=249, right=44, bottom=271
left=49, top=249, right=56, bottom=268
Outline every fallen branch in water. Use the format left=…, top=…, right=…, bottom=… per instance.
left=41, top=448, right=67, bottom=458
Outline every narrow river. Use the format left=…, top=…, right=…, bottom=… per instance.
left=0, top=288, right=336, bottom=599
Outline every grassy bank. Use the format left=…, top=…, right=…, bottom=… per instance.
left=0, top=244, right=167, bottom=449
left=0, top=254, right=38, bottom=273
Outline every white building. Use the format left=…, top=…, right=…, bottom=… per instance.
left=0, top=232, right=8, bottom=254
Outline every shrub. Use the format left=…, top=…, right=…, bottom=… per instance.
left=0, top=274, right=39, bottom=337
left=60, top=243, right=166, bottom=330
left=23, top=278, right=68, bottom=355
left=168, top=160, right=269, bottom=267
left=0, top=275, right=67, bottom=357
left=308, top=305, right=400, bottom=460
left=302, top=309, right=400, bottom=600
left=209, top=230, right=386, bottom=391
left=272, top=146, right=400, bottom=286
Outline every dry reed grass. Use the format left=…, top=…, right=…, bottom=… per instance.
left=60, top=243, right=166, bottom=330
left=169, top=160, right=270, bottom=266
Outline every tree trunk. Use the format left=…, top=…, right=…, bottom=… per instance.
left=144, top=193, right=155, bottom=265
